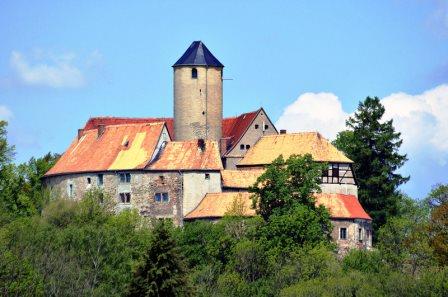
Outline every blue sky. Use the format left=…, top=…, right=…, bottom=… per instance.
left=0, top=0, right=447, bottom=199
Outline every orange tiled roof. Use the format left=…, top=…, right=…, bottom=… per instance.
left=221, top=169, right=265, bottom=188
left=238, top=132, right=353, bottom=166
left=149, top=140, right=223, bottom=170
left=185, top=192, right=256, bottom=219
left=315, top=193, right=371, bottom=220
left=83, top=108, right=261, bottom=150
left=45, top=122, right=166, bottom=176
left=185, top=192, right=370, bottom=220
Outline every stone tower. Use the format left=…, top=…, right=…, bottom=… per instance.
left=173, top=41, right=224, bottom=141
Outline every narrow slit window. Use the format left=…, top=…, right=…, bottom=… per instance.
left=87, top=177, right=91, bottom=184
left=340, top=227, right=347, bottom=240
left=192, top=68, right=198, bottom=79
left=97, top=174, right=104, bottom=186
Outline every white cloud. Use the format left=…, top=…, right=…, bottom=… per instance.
left=10, top=51, right=86, bottom=88
left=275, top=92, right=349, bottom=140
left=0, top=105, right=13, bottom=121
left=276, top=84, right=448, bottom=165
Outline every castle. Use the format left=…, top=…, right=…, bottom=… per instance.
left=44, top=41, right=372, bottom=252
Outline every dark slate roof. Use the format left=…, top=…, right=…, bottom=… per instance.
left=173, top=41, right=224, bottom=67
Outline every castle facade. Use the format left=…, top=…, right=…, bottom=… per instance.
left=44, top=41, right=371, bottom=252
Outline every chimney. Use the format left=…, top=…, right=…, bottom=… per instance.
left=280, top=129, right=287, bottom=134
left=197, top=138, right=206, bottom=151
left=97, top=125, right=106, bottom=138
left=78, top=129, right=84, bottom=141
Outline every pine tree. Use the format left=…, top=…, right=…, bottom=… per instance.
left=333, top=97, right=409, bottom=234
left=127, top=220, right=192, bottom=297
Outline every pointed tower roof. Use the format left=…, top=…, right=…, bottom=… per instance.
left=173, top=41, right=224, bottom=67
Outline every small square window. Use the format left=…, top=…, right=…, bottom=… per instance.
left=240, top=144, right=245, bottom=150
left=264, top=125, right=269, bottom=130
left=255, top=124, right=259, bottom=129
left=205, top=173, right=210, bottom=180
left=245, top=144, right=250, bottom=149
left=119, top=192, right=131, bottom=203
left=155, top=193, right=169, bottom=203
left=340, top=227, right=347, bottom=240
left=119, top=173, right=131, bottom=183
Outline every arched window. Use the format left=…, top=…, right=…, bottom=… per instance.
left=192, top=68, right=198, bottom=79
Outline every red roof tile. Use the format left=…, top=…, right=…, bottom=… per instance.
left=84, top=117, right=174, bottom=139
left=221, top=109, right=260, bottom=153
left=185, top=192, right=371, bottom=220
left=46, top=122, right=166, bottom=176
left=315, top=193, right=371, bottom=220
left=83, top=109, right=260, bottom=149
left=149, top=140, right=223, bottom=170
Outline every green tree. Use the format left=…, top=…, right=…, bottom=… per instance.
left=128, top=220, right=191, bottom=297
left=250, top=154, right=325, bottom=220
left=333, top=97, right=409, bottom=233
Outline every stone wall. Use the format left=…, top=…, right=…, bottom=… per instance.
left=330, top=218, right=372, bottom=255
left=44, top=171, right=184, bottom=225
left=174, top=66, right=223, bottom=141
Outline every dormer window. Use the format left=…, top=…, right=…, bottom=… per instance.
left=192, top=68, right=198, bottom=79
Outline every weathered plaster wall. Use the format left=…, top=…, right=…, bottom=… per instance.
left=182, top=171, right=221, bottom=215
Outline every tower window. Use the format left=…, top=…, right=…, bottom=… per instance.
left=245, top=144, right=250, bottom=149
left=340, top=227, right=347, bottom=240
left=87, top=177, right=91, bottom=184
left=240, top=144, right=245, bottom=150
left=192, top=68, right=198, bottom=79
left=264, top=124, right=269, bottom=130
left=205, top=173, right=210, bottom=180
left=255, top=124, right=259, bottom=129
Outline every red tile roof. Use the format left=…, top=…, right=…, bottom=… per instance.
left=84, top=117, right=174, bottom=139
left=149, top=140, right=223, bottom=170
left=185, top=192, right=371, bottom=220
left=315, top=193, right=371, bottom=220
left=46, top=122, right=166, bottom=176
left=221, top=109, right=260, bottom=153
left=83, top=108, right=261, bottom=154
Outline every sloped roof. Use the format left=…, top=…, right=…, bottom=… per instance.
left=185, top=192, right=256, bottom=219
left=83, top=108, right=261, bottom=154
left=221, top=169, right=264, bottom=188
left=222, top=109, right=262, bottom=154
left=185, top=192, right=371, bottom=220
left=315, top=193, right=371, bottom=220
left=45, top=122, right=166, bottom=176
left=238, top=132, right=353, bottom=166
left=149, top=140, right=223, bottom=170
left=173, top=41, right=224, bottom=67
left=84, top=117, right=174, bottom=139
